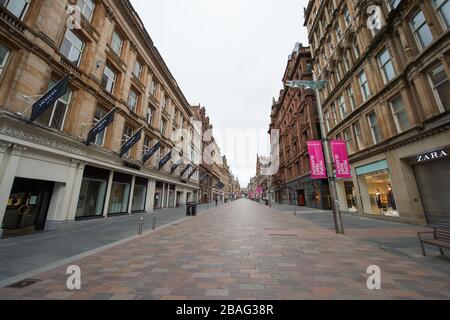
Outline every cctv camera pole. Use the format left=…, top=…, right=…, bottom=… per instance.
left=286, top=76, right=344, bottom=235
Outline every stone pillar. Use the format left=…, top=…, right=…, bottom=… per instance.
left=145, top=180, right=156, bottom=213
left=173, top=185, right=178, bottom=207
left=180, top=191, right=187, bottom=206
left=161, top=182, right=166, bottom=208
left=128, top=175, right=136, bottom=214
left=0, top=143, right=22, bottom=238
left=103, top=170, right=114, bottom=217
left=46, top=159, right=86, bottom=229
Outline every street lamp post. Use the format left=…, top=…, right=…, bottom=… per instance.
left=286, top=76, right=344, bottom=235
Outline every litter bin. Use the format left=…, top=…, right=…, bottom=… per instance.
left=186, top=202, right=198, bottom=216
left=265, top=199, right=269, bottom=206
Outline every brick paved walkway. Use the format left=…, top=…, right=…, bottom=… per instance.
left=1, top=199, right=449, bottom=300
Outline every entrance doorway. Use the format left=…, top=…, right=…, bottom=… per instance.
left=414, top=158, right=450, bottom=227
left=297, top=190, right=306, bottom=206
left=2, top=178, right=54, bottom=238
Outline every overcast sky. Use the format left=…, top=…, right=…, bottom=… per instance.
left=131, top=0, right=310, bottom=187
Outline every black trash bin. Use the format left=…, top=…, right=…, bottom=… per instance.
left=186, top=203, right=198, bottom=216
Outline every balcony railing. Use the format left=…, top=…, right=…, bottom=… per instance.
left=0, top=6, right=26, bottom=33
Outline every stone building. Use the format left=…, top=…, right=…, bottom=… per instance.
left=269, top=44, right=331, bottom=209
left=191, top=105, right=225, bottom=203
left=304, top=0, right=450, bottom=225
left=0, top=0, right=201, bottom=238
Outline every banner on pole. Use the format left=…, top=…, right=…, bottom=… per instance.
left=307, top=141, right=327, bottom=179
left=330, top=140, right=352, bottom=179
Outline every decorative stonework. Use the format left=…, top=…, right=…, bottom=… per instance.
left=2, top=127, right=83, bottom=155
left=0, top=140, right=13, bottom=153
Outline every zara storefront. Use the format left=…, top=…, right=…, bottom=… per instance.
left=344, top=129, right=450, bottom=225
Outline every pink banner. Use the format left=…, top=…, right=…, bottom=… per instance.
left=331, top=140, right=352, bottom=179
left=307, top=141, right=327, bottom=179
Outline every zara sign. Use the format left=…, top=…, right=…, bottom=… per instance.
left=409, top=146, right=450, bottom=165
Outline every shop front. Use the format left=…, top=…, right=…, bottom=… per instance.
left=108, top=172, right=132, bottom=216
left=2, top=178, right=54, bottom=238
left=131, top=177, right=148, bottom=212
left=336, top=180, right=359, bottom=213
left=355, top=160, right=399, bottom=218
left=76, top=166, right=109, bottom=219
left=407, top=145, right=450, bottom=227
left=286, top=178, right=331, bottom=209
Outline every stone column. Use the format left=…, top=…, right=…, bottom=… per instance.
left=128, top=175, right=136, bottom=214
left=103, top=170, right=114, bottom=217
left=411, top=73, right=441, bottom=117
left=145, top=180, right=156, bottom=213
left=0, top=142, right=21, bottom=238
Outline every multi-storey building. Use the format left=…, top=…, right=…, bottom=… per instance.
left=304, top=0, right=450, bottom=225
left=0, top=0, right=201, bottom=238
left=269, top=44, right=331, bottom=209
left=192, top=105, right=225, bottom=203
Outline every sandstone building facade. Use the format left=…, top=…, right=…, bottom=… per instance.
left=0, top=0, right=202, bottom=237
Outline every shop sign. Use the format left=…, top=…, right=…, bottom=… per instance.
left=410, top=146, right=450, bottom=165
left=307, top=141, right=327, bottom=179
left=330, top=140, right=352, bottom=179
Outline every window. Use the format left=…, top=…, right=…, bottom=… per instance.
left=133, top=59, right=142, bottom=79
left=386, top=0, right=401, bottom=10
left=160, top=94, right=167, bottom=109
left=160, top=119, right=167, bottom=136
left=353, top=37, right=361, bottom=59
left=77, top=0, right=95, bottom=22
left=347, top=86, right=356, bottom=111
left=428, top=63, right=450, bottom=112
left=102, top=65, right=116, bottom=94
left=358, top=70, right=371, bottom=102
left=36, top=80, right=72, bottom=131
left=93, top=107, right=107, bottom=146
left=367, top=111, right=383, bottom=144
left=335, top=65, right=342, bottom=83
left=378, top=48, right=396, bottom=83
left=335, top=24, right=342, bottom=41
left=344, top=7, right=351, bottom=27
left=353, top=122, right=364, bottom=150
left=60, top=29, right=85, bottom=66
left=343, top=53, right=350, bottom=72
left=331, top=104, right=339, bottom=127
left=410, top=11, right=433, bottom=50
left=150, top=79, right=158, bottom=97
left=128, top=89, right=138, bottom=112
left=122, top=126, right=133, bottom=158
left=344, top=127, right=355, bottom=155
left=338, top=95, right=347, bottom=119
left=146, top=105, right=154, bottom=125
left=433, top=0, right=450, bottom=28
left=111, top=31, right=123, bottom=56
left=143, top=136, right=151, bottom=157
left=0, top=44, right=10, bottom=75
left=1, top=0, right=29, bottom=20
left=390, top=96, right=411, bottom=133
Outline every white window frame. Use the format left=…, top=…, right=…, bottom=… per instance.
left=410, top=10, right=433, bottom=50
left=390, top=95, right=410, bottom=133
left=93, top=107, right=107, bottom=147
left=432, top=0, right=450, bottom=29
left=122, top=126, right=134, bottom=158
left=378, top=48, right=396, bottom=84
left=2, top=0, right=30, bottom=20
left=77, top=0, right=95, bottom=22
left=338, top=95, right=347, bottom=119
left=111, top=31, right=123, bottom=56
left=146, top=106, right=154, bottom=125
left=128, top=89, right=138, bottom=112
left=133, top=59, right=142, bottom=79
left=102, top=64, right=116, bottom=94
left=386, top=0, right=401, bottom=11
left=353, top=122, right=364, bottom=150
left=39, top=81, right=72, bottom=131
left=60, top=29, right=85, bottom=67
left=344, top=127, right=355, bottom=154
left=367, top=111, right=382, bottom=144
left=358, top=70, right=371, bottom=102
left=347, top=85, right=356, bottom=111
left=428, top=63, right=450, bottom=113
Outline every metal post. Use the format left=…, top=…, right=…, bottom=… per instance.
left=138, top=216, right=144, bottom=235
left=312, top=73, right=344, bottom=235
left=152, top=212, right=157, bottom=230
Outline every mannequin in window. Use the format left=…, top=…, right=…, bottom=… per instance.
left=375, top=188, right=383, bottom=210
left=387, top=184, right=397, bottom=211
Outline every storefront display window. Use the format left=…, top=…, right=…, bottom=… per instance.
left=76, top=166, right=109, bottom=219
left=356, top=161, right=399, bottom=217
left=344, top=181, right=358, bottom=212
left=108, top=172, right=131, bottom=214
left=131, top=177, right=147, bottom=212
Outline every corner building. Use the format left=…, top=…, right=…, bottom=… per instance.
left=304, top=0, right=450, bottom=225
left=0, top=0, right=201, bottom=238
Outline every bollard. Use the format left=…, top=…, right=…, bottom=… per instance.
left=138, top=216, right=144, bottom=235
left=152, top=212, right=157, bottom=230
